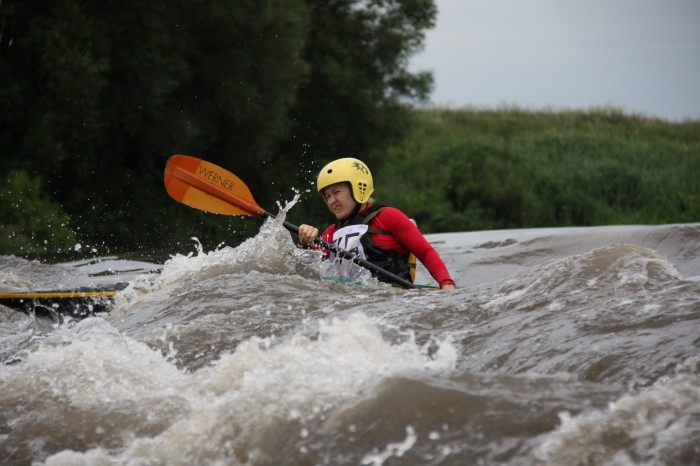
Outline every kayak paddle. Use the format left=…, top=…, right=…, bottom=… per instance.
left=163, top=155, right=417, bottom=289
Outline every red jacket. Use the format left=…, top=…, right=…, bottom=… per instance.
left=320, top=204, right=455, bottom=287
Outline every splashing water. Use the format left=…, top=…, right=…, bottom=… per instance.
left=1, top=223, right=700, bottom=465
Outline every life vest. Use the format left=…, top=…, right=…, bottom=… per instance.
left=329, top=204, right=417, bottom=283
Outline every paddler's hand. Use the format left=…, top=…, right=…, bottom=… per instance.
left=440, top=280, right=456, bottom=290
left=298, top=224, right=319, bottom=247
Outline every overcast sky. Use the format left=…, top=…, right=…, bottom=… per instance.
left=410, top=0, right=700, bottom=122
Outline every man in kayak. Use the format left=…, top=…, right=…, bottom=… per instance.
left=298, top=158, right=456, bottom=290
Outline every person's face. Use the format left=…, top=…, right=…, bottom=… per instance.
left=321, top=182, right=357, bottom=220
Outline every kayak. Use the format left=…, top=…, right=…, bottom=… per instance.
left=0, top=283, right=128, bottom=323
left=0, top=277, right=438, bottom=323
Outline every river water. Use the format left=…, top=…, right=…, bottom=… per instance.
left=1, top=217, right=699, bottom=466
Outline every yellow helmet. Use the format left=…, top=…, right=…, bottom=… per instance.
left=317, top=158, right=374, bottom=203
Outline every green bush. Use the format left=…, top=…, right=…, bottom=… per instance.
left=374, top=108, right=700, bottom=233
left=0, top=171, right=77, bottom=255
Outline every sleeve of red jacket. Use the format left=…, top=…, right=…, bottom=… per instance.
left=372, top=207, right=455, bottom=287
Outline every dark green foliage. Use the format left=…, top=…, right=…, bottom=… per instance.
left=0, top=171, right=77, bottom=255
left=0, top=0, right=435, bottom=257
left=375, top=108, right=700, bottom=233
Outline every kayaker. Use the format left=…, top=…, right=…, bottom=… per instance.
left=298, top=158, right=456, bottom=290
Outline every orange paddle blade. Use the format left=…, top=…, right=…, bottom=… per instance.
left=164, top=155, right=266, bottom=217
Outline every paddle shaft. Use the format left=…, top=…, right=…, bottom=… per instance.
left=169, top=162, right=417, bottom=289
left=268, top=213, right=416, bottom=289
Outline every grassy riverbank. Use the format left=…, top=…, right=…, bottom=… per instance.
left=374, top=107, right=700, bottom=233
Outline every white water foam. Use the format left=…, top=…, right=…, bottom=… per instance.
left=29, top=312, right=456, bottom=465
left=361, top=425, right=418, bottom=466
left=112, top=213, right=312, bottom=308
left=534, top=372, right=700, bottom=465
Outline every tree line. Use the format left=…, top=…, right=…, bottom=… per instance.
left=0, top=0, right=436, bottom=258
